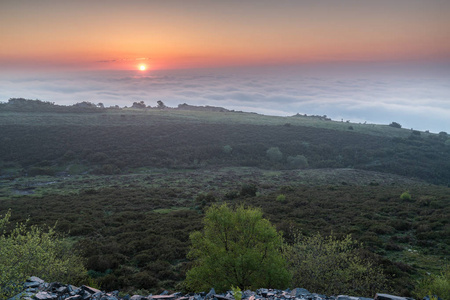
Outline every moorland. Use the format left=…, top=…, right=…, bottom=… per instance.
left=0, top=98, right=449, bottom=296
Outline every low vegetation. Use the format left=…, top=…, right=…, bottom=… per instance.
left=0, top=100, right=449, bottom=298
left=414, top=265, right=450, bottom=299
left=285, top=233, right=387, bottom=296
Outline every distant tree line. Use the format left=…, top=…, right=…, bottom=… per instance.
left=0, top=98, right=105, bottom=113
left=1, top=98, right=232, bottom=113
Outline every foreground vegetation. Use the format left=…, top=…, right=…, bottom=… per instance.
left=185, top=204, right=291, bottom=293
left=0, top=211, right=87, bottom=299
left=286, top=233, right=388, bottom=296
left=1, top=168, right=448, bottom=296
left=0, top=100, right=449, bottom=297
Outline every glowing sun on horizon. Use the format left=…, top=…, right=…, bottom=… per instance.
left=139, top=64, right=146, bottom=71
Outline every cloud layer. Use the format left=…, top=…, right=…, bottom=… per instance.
left=1, top=64, right=450, bottom=133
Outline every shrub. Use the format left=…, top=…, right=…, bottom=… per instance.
left=231, top=285, right=242, bottom=300
left=222, top=145, right=233, bottom=155
left=225, top=190, right=239, bottom=200
left=276, top=194, right=286, bottom=202
left=0, top=211, right=87, bottom=298
left=400, top=191, right=412, bottom=201
left=195, top=193, right=216, bottom=205
left=184, top=204, right=291, bottom=292
left=414, top=265, right=450, bottom=299
left=240, top=183, right=257, bottom=197
left=266, top=147, right=283, bottom=162
left=389, top=122, right=402, bottom=128
left=284, top=233, right=388, bottom=296
left=286, top=155, right=308, bottom=169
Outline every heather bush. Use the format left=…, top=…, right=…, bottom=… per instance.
left=285, top=233, right=388, bottom=296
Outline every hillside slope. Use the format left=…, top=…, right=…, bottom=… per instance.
left=1, top=107, right=449, bottom=185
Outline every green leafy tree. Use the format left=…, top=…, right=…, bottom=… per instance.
left=285, top=233, right=388, bottom=297
left=185, top=204, right=291, bottom=292
left=0, top=211, right=87, bottom=298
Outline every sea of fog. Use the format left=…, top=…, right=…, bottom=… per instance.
left=1, top=63, right=450, bottom=133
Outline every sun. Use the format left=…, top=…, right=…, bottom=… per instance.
left=139, top=64, right=146, bottom=71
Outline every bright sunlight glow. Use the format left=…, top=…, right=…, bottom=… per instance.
left=139, top=65, right=146, bottom=71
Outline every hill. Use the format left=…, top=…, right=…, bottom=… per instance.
left=1, top=100, right=450, bottom=185
left=0, top=99, right=449, bottom=296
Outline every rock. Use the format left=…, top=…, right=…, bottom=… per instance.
left=81, top=285, right=102, bottom=295
left=24, top=277, right=44, bottom=289
left=9, top=276, right=418, bottom=300
left=130, top=295, right=147, bottom=300
left=151, top=296, right=177, bottom=300
left=423, top=296, right=442, bottom=300
left=65, top=296, right=82, bottom=300
left=23, top=281, right=41, bottom=289
left=8, top=291, right=35, bottom=300
left=241, top=291, right=255, bottom=300
left=213, top=295, right=233, bottom=300
left=28, top=277, right=45, bottom=284
left=256, top=289, right=268, bottom=297
left=206, top=289, right=216, bottom=299
left=290, top=288, right=310, bottom=297
left=34, top=291, right=57, bottom=300
left=47, top=282, right=68, bottom=294
left=374, top=294, right=415, bottom=300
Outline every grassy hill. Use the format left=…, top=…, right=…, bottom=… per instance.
left=1, top=106, right=450, bottom=184
left=0, top=100, right=449, bottom=296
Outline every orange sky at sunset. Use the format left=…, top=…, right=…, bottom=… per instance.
left=1, top=0, right=449, bottom=71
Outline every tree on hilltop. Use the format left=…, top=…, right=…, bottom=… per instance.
left=389, top=122, right=402, bottom=128
left=157, top=100, right=166, bottom=109
left=132, top=100, right=146, bottom=109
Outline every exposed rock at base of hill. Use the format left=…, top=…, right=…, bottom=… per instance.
left=8, top=277, right=432, bottom=300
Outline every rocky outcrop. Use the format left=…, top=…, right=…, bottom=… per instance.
left=8, top=277, right=431, bottom=300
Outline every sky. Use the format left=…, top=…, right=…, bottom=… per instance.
left=1, top=0, right=450, bottom=132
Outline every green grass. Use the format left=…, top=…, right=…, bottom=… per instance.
left=0, top=109, right=422, bottom=138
